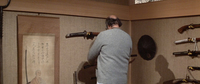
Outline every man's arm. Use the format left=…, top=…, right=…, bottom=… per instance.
left=87, top=33, right=103, bottom=65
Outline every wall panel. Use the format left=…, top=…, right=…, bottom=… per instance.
left=3, top=11, right=130, bottom=84
left=3, top=12, right=38, bottom=84
left=4, top=0, right=130, bottom=20
left=89, top=0, right=129, bottom=5
left=130, top=0, right=200, bottom=20
left=131, top=16, right=200, bottom=84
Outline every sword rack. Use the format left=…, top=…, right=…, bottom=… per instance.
left=171, top=24, right=200, bottom=84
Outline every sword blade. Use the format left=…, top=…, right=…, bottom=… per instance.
left=173, top=51, right=188, bottom=55
left=175, top=39, right=188, bottom=44
left=65, top=31, right=86, bottom=38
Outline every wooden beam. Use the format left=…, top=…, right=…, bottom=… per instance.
left=4, top=0, right=130, bottom=20
left=130, top=0, right=200, bottom=20
left=4, top=0, right=200, bottom=21
left=0, top=0, right=8, bottom=6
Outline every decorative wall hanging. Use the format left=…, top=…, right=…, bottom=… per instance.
left=137, top=35, right=157, bottom=60
left=17, top=15, right=60, bottom=84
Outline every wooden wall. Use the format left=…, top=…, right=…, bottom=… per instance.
left=131, top=16, right=200, bottom=84
left=130, top=0, right=200, bottom=20
left=129, top=0, right=200, bottom=84
left=4, top=0, right=200, bottom=21
left=3, top=11, right=130, bottom=84
left=4, top=0, right=130, bottom=20
left=89, top=0, right=129, bottom=5
left=3, top=0, right=200, bottom=84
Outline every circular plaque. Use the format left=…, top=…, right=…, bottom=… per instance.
left=137, top=35, right=157, bottom=60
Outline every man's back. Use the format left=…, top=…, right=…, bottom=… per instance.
left=88, top=28, right=132, bottom=84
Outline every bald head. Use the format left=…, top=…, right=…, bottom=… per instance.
left=105, top=15, right=122, bottom=29
left=109, top=15, right=117, bottom=19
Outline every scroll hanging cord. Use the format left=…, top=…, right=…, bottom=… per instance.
left=193, top=38, right=199, bottom=51
left=186, top=67, right=200, bottom=84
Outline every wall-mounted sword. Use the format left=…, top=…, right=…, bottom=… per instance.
left=84, top=54, right=137, bottom=69
left=65, top=30, right=99, bottom=40
left=178, top=24, right=200, bottom=34
left=175, top=37, right=200, bottom=51
left=172, top=78, right=200, bottom=84
left=175, top=37, right=200, bottom=44
left=188, top=66, right=200, bottom=71
left=173, top=50, right=200, bottom=58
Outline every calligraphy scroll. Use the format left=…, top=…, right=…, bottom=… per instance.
left=22, top=34, right=55, bottom=84
left=17, top=15, right=60, bottom=84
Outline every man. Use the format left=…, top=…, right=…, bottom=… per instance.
left=30, top=70, right=45, bottom=84
left=87, top=15, right=132, bottom=84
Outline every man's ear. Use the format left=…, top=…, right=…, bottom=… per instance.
left=107, top=26, right=112, bottom=29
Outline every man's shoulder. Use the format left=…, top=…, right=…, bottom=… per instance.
left=98, top=29, right=110, bottom=35
left=100, top=28, right=121, bottom=33
left=99, top=28, right=130, bottom=36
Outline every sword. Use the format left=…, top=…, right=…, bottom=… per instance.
left=188, top=66, right=200, bottom=71
left=65, top=30, right=99, bottom=40
left=175, top=37, right=200, bottom=44
left=173, top=50, right=200, bottom=57
left=25, top=49, right=30, bottom=84
left=178, top=24, right=200, bottom=34
left=73, top=71, right=77, bottom=84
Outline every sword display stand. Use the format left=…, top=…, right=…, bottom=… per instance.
left=171, top=24, right=200, bottom=84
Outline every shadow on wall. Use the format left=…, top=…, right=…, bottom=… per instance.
left=155, top=55, right=175, bottom=84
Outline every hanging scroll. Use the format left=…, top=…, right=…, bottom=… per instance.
left=22, top=34, right=55, bottom=84
left=17, top=15, right=60, bottom=84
